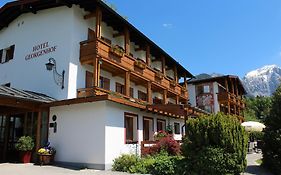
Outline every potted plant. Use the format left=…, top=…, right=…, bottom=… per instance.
left=15, top=136, right=34, bottom=163
left=37, top=142, right=56, bottom=165
left=134, top=59, right=146, bottom=69
left=110, top=45, right=124, bottom=57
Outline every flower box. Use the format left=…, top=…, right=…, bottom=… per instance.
left=134, top=60, right=146, bottom=69
left=155, top=72, right=164, bottom=79
left=38, top=154, right=54, bottom=165
left=110, top=45, right=124, bottom=57
left=170, top=80, right=177, bottom=87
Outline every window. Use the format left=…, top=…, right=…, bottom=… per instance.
left=116, top=82, right=125, bottom=95
left=124, top=113, right=138, bottom=144
left=203, top=85, right=210, bottom=93
left=138, top=90, right=147, bottom=101
left=143, top=117, right=154, bottom=141
left=0, top=45, right=15, bottom=63
left=157, top=119, right=166, bottom=131
left=174, top=122, right=180, bottom=134
left=99, top=76, right=110, bottom=90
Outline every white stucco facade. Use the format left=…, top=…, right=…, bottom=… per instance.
left=0, top=3, right=186, bottom=170
left=49, top=101, right=185, bottom=170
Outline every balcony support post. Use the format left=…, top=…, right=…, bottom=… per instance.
left=174, top=65, right=178, bottom=83
left=231, top=79, right=237, bottom=115
left=161, top=56, right=166, bottom=76
left=176, top=95, right=179, bottom=105
left=125, top=71, right=130, bottom=97
left=95, top=6, right=102, bottom=38
left=147, top=81, right=152, bottom=104
left=146, top=45, right=151, bottom=67
left=93, top=57, right=100, bottom=87
left=163, top=89, right=167, bottom=104
left=124, top=26, right=130, bottom=54
left=225, top=78, right=231, bottom=114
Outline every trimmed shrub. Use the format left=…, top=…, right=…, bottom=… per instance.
left=181, top=113, right=248, bottom=174
left=144, top=136, right=181, bottom=156
left=112, top=154, right=139, bottom=172
left=262, top=85, right=281, bottom=174
left=112, top=152, right=182, bottom=175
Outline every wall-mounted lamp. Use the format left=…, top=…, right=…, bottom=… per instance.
left=45, top=58, right=65, bottom=89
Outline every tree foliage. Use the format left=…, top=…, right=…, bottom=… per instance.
left=262, top=85, right=281, bottom=174
left=181, top=113, right=248, bottom=175
left=244, top=96, right=272, bottom=122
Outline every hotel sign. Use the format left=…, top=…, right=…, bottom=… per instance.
left=25, top=42, right=57, bottom=60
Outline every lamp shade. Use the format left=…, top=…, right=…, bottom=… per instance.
left=45, top=62, right=54, bottom=71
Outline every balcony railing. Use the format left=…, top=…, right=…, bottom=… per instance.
left=79, top=39, right=188, bottom=100
left=217, top=92, right=245, bottom=108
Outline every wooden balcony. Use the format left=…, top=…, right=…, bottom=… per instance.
left=79, top=38, right=188, bottom=100
left=218, top=92, right=245, bottom=108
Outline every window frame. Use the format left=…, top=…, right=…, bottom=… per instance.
left=99, top=76, right=110, bottom=90
left=156, top=119, right=166, bottom=132
left=143, top=117, right=154, bottom=141
left=116, top=82, right=125, bottom=95
left=174, top=122, right=180, bottom=134
left=124, top=112, right=138, bottom=144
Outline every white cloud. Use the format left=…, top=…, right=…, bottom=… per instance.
left=162, top=23, right=173, bottom=28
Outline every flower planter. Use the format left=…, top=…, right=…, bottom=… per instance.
left=134, top=60, right=146, bottom=70
left=110, top=45, right=124, bottom=58
left=38, top=154, right=54, bottom=165
left=20, top=151, right=32, bottom=163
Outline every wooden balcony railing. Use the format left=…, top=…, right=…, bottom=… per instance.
left=79, top=39, right=188, bottom=100
left=217, top=92, right=245, bottom=108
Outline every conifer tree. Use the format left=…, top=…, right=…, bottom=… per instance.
left=263, top=85, right=281, bottom=174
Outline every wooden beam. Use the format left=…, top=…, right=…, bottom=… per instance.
left=147, top=81, right=152, bottom=104
left=161, top=56, right=166, bottom=76
left=225, top=78, right=231, bottom=114
left=36, top=111, right=42, bottom=151
left=176, top=95, right=179, bottom=105
left=95, top=6, right=102, bottom=38
left=174, top=65, right=178, bottom=83
left=146, top=45, right=151, bottom=67
left=0, top=98, right=40, bottom=110
left=124, top=26, right=130, bottom=54
left=93, top=57, right=100, bottom=87
left=163, top=89, right=167, bottom=104
left=125, top=71, right=130, bottom=97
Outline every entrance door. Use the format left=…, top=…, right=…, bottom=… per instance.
left=0, top=115, right=7, bottom=162
left=0, top=113, right=29, bottom=162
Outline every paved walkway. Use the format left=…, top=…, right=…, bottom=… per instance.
left=0, top=163, right=133, bottom=175
left=242, top=153, right=272, bottom=175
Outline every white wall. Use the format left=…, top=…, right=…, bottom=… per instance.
left=0, top=6, right=76, bottom=100
left=49, top=101, right=106, bottom=167
left=188, top=84, right=196, bottom=107
left=151, top=60, right=162, bottom=71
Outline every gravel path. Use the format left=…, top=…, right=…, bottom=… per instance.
left=241, top=153, right=272, bottom=175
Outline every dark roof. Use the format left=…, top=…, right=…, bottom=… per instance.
left=0, top=0, right=193, bottom=78
left=187, top=75, right=246, bottom=94
left=0, top=85, right=56, bottom=103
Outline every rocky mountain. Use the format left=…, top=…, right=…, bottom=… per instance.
left=242, top=65, right=281, bottom=97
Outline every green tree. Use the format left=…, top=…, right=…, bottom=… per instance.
left=244, top=96, right=272, bottom=122
left=262, top=85, right=281, bottom=174
left=180, top=113, right=248, bottom=175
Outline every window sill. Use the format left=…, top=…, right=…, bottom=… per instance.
left=126, top=140, right=138, bottom=144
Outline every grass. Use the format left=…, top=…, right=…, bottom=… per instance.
left=256, top=159, right=262, bottom=165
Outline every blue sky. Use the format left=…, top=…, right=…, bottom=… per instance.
left=1, top=0, right=281, bottom=77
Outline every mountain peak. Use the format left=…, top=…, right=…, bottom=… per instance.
left=245, top=64, right=279, bottom=78
left=243, top=65, right=281, bottom=97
